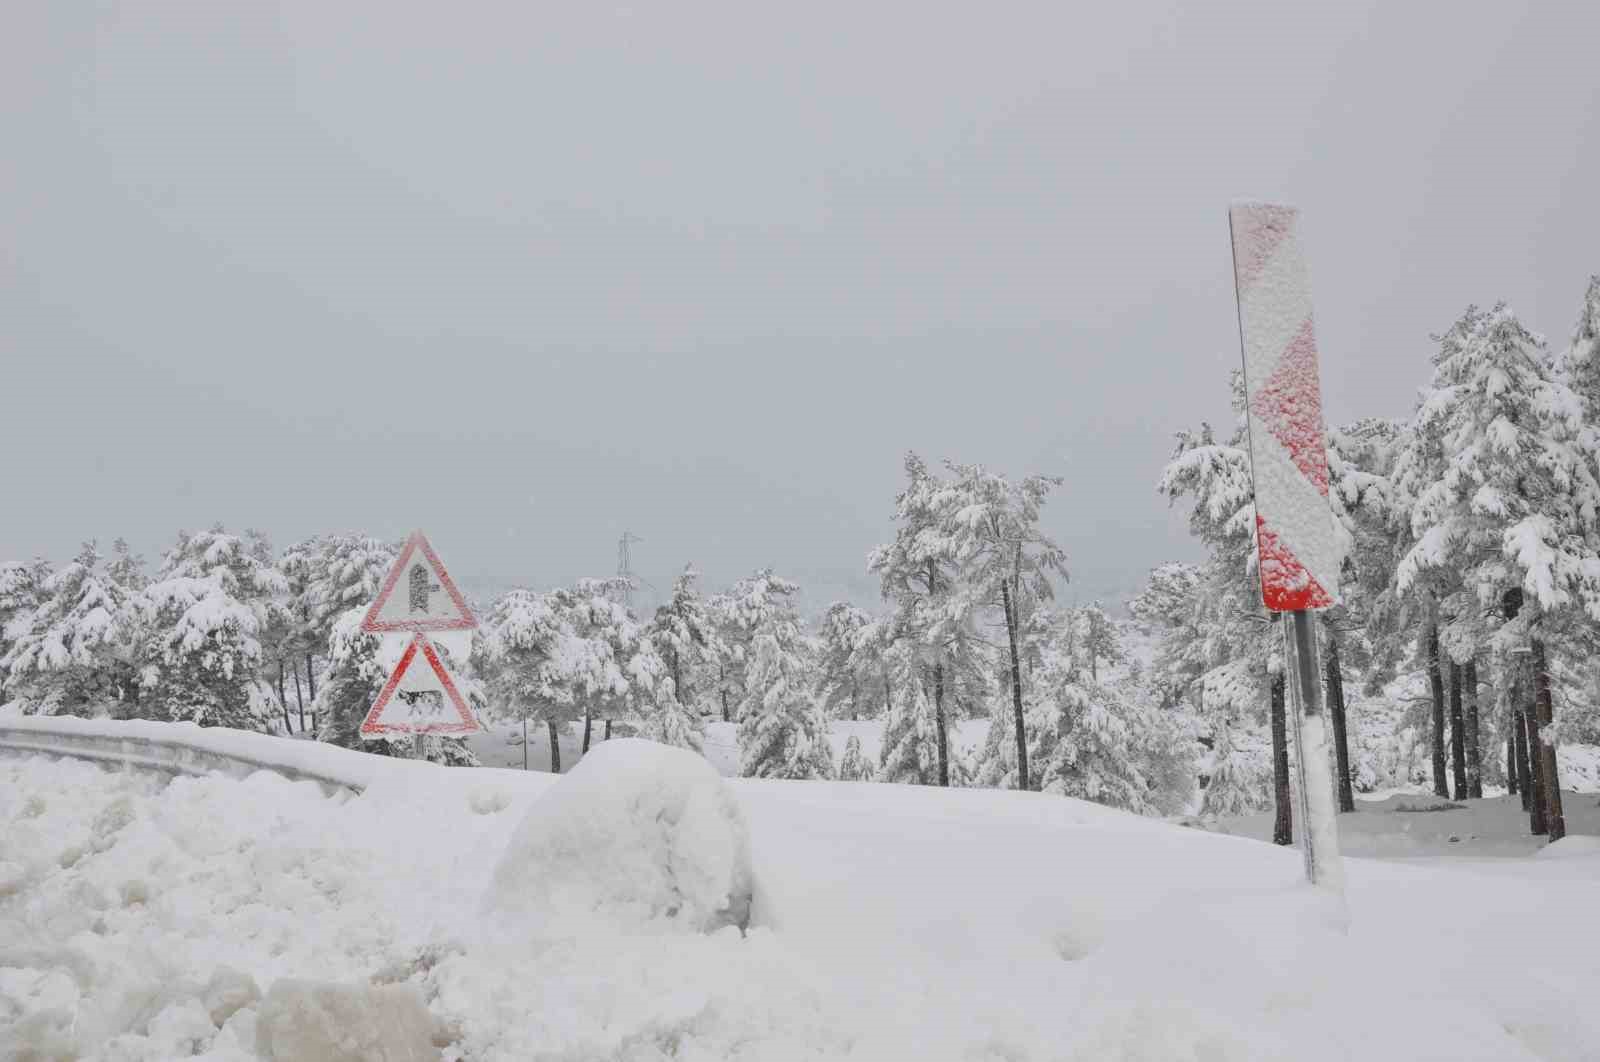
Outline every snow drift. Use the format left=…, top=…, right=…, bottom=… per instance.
left=486, top=738, right=753, bottom=936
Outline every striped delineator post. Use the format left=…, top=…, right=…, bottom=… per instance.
left=1228, top=203, right=1344, bottom=893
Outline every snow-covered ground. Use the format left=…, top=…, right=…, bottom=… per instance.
left=3, top=740, right=1599, bottom=1061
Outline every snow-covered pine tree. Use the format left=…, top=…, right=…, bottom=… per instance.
left=814, top=602, right=877, bottom=721
left=0, top=558, right=53, bottom=702
left=476, top=579, right=655, bottom=770
left=1158, top=380, right=1288, bottom=820
left=1077, top=602, right=1122, bottom=682
left=135, top=525, right=289, bottom=730
left=877, top=640, right=943, bottom=785
left=280, top=533, right=399, bottom=728
left=106, top=538, right=148, bottom=593
left=1, top=542, right=136, bottom=717
left=994, top=625, right=1192, bottom=813
left=1199, top=712, right=1269, bottom=817
left=644, top=565, right=721, bottom=746
left=1398, top=304, right=1600, bottom=840
left=726, top=569, right=833, bottom=780
left=943, top=460, right=1068, bottom=791
left=869, top=453, right=991, bottom=787
left=1129, top=562, right=1203, bottom=709
left=315, top=606, right=389, bottom=750
left=837, top=733, right=873, bottom=781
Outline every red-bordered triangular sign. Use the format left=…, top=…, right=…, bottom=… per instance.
left=360, top=634, right=481, bottom=738
left=362, top=530, right=477, bottom=633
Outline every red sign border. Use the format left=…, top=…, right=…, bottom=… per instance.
left=360, top=530, right=478, bottom=633
left=359, top=633, right=481, bottom=737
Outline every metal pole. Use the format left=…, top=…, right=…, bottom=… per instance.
left=1282, top=608, right=1343, bottom=891
left=413, top=733, right=426, bottom=761
left=522, top=715, right=529, bottom=771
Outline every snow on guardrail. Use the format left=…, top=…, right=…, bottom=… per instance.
left=0, top=716, right=434, bottom=792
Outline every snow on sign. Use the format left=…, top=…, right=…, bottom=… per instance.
left=360, top=633, right=481, bottom=738
left=1228, top=203, right=1341, bottom=612
left=361, top=530, right=477, bottom=633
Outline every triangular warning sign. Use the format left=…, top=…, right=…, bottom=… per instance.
left=360, top=634, right=481, bottom=738
left=362, top=531, right=477, bottom=633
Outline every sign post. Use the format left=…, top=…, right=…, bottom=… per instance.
left=359, top=531, right=482, bottom=754
left=1228, top=203, right=1344, bottom=891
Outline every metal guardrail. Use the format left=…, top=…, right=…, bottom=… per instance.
left=0, top=720, right=367, bottom=793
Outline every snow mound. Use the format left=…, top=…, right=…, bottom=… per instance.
left=486, top=739, right=753, bottom=935
left=1536, top=834, right=1600, bottom=859
left=255, top=979, right=438, bottom=1061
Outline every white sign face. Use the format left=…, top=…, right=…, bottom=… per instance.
left=362, top=531, right=477, bottom=633
left=360, top=634, right=480, bottom=738
left=1229, top=202, right=1341, bottom=612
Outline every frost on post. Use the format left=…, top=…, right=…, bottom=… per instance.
left=1228, top=204, right=1341, bottom=612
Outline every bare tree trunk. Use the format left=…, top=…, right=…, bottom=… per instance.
left=1464, top=658, right=1482, bottom=798
left=292, top=664, right=306, bottom=734
left=1426, top=623, right=1449, bottom=798
left=1531, top=640, right=1565, bottom=841
left=1448, top=662, right=1468, bottom=800
left=1525, top=709, right=1547, bottom=834
left=604, top=718, right=612, bottom=740
left=671, top=647, right=683, bottom=707
left=1513, top=707, right=1533, bottom=810
left=547, top=719, right=562, bottom=773
left=278, top=657, right=292, bottom=734
left=1505, top=726, right=1517, bottom=796
left=1325, top=634, right=1355, bottom=812
left=720, top=663, right=730, bottom=722
left=999, top=580, right=1030, bottom=791
left=927, top=558, right=950, bottom=788
left=1270, top=673, right=1292, bottom=846
left=581, top=711, right=593, bottom=754
left=305, top=651, right=316, bottom=703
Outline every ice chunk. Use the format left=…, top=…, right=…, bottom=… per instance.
left=486, top=739, right=753, bottom=935
left=202, top=966, right=260, bottom=1027
left=254, top=979, right=437, bottom=1062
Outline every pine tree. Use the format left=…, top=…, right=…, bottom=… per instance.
left=1159, top=384, right=1285, bottom=819
left=134, top=526, right=289, bottom=730
left=943, top=460, right=1069, bottom=790
left=2, top=543, right=136, bottom=716
left=280, top=533, right=399, bottom=726
left=877, top=641, right=943, bottom=785
left=477, top=579, right=657, bottom=770
left=1200, top=713, right=1269, bottom=817
left=837, top=733, right=873, bottom=781
left=1399, top=304, right=1600, bottom=841
left=644, top=565, right=722, bottom=744
left=727, top=569, right=833, bottom=780
left=814, top=602, right=877, bottom=721
left=869, top=453, right=991, bottom=787
left=1077, top=602, right=1122, bottom=682
left=0, top=558, right=52, bottom=699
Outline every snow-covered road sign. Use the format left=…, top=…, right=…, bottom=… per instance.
left=362, top=531, right=477, bottom=633
left=360, top=633, right=481, bottom=738
left=1228, top=203, right=1341, bottom=612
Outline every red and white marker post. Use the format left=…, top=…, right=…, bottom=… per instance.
left=360, top=531, right=482, bottom=757
left=1228, top=203, right=1344, bottom=892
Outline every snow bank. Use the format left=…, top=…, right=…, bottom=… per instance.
left=0, top=715, right=404, bottom=791
left=485, top=738, right=753, bottom=935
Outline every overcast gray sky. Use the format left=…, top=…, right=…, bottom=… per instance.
left=4, top=1, right=1598, bottom=610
